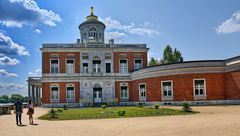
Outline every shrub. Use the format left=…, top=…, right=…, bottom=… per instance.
left=101, top=105, right=106, bottom=109
left=153, top=104, right=160, bottom=109
left=182, top=102, right=192, bottom=112
left=49, top=109, right=58, bottom=118
left=57, top=108, right=63, bottom=113
left=117, top=109, right=126, bottom=116
left=63, top=104, right=68, bottom=110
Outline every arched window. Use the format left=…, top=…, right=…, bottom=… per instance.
left=89, top=27, right=97, bottom=42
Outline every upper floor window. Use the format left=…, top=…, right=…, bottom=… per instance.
left=106, top=63, right=111, bottom=73
left=83, top=63, right=88, bottom=73
left=50, top=59, right=58, bottom=74
left=162, top=81, right=173, bottom=97
left=120, top=59, right=128, bottom=73
left=66, top=59, right=74, bottom=74
left=134, top=59, right=143, bottom=70
left=89, top=27, right=97, bottom=42
left=93, top=60, right=101, bottom=73
left=194, top=79, right=206, bottom=96
left=139, top=83, right=146, bottom=99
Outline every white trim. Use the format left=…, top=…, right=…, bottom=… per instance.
left=138, top=83, right=146, bottom=101
left=193, top=78, right=207, bottom=99
left=66, top=83, right=75, bottom=103
left=120, top=82, right=129, bottom=99
left=161, top=80, right=173, bottom=100
left=65, top=58, right=75, bottom=74
left=119, top=59, right=128, bottom=73
left=50, top=58, right=59, bottom=74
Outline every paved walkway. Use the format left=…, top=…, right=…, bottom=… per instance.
left=1, top=106, right=240, bottom=136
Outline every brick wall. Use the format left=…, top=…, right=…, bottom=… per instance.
left=42, top=52, right=80, bottom=74
left=41, top=82, right=80, bottom=104
left=113, top=52, right=147, bottom=73
left=225, top=71, right=240, bottom=99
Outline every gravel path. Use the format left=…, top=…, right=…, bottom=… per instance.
left=1, top=106, right=240, bottom=136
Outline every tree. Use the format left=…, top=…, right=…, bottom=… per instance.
left=148, top=57, right=158, bottom=66
left=160, top=45, right=183, bottom=64
left=0, top=95, right=9, bottom=103
left=10, top=94, right=24, bottom=103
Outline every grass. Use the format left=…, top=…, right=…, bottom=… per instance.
left=39, top=107, right=198, bottom=120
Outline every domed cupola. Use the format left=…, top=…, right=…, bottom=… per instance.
left=79, top=6, right=106, bottom=44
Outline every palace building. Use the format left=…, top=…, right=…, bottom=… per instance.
left=27, top=7, right=240, bottom=107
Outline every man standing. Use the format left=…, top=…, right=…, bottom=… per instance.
left=14, top=98, right=23, bottom=126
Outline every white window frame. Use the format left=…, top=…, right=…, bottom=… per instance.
left=134, top=58, right=143, bottom=70
left=93, top=60, right=101, bottom=73
left=139, top=83, right=146, bottom=101
left=119, top=59, right=128, bottom=73
left=161, top=80, right=173, bottom=100
left=66, top=83, right=75, bottom=102
left=65, top=59, right=75, bottom=74
left=50, top=84, right=59, bottom=102
left=120, top=83, right=129, bottom=99
left=193, top=78, right=206, bottom=97
left=50, top=59, right=59, bottom=74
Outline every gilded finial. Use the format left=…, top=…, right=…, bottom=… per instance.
left=90, top=6, right=94, bottom=15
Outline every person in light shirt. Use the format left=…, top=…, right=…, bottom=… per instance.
left=27, top=99, right=34, bottom=124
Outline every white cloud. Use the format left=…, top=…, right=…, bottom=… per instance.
left=216, top=11, right=240, bottom=34
left=0, top=0, right=62, bottom=27
left=105, top=31, right=126, bottom=43
left=0, top=82, right=27, bottom=96
left=0, top=69, right=18, bottom=77
left=28, top=68, right=41, bottom=77
left=100, top=17, right=159, bottom=38
left=35, top=29, right=42, bottom=34
left=0, top=32, right=29, bottom=56
left=0, top=55, right=20, bottom=65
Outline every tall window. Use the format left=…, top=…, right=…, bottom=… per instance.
left=120, top=84, right=128, bottom=99
left=194, top=79, right=206, bottom=96
left=139, top=84, right=146, bottom=99
left=66, top=86, right=75, bottom=101
left=134, top=59, right=143, bottom=70
left=120, top=59, right=128, bottom=73
left=83, top=63, right=88, bottom=73
left=106, top=63, right=111, bottom=73
left=66, top=59, right=74, bottom=74
left=93, top=60, right=101, bottom=73
left=51, top=86, right=59, bottom=100
left=51, top=59, right=58, bottom=74
left=162, top=81, right=173, bottom=97
left=89, top=27, right=96, bottom=43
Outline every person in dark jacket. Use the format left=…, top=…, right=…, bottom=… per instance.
left=14, top=98, right=23, bottom=125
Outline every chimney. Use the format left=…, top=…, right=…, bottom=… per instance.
left=109, top=39, right=114, bottom=44
left=77, top=39, right=80, bottom=44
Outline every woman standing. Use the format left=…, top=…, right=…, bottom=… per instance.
left=27, top=99, right=34, bottom=124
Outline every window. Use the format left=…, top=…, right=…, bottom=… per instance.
left=139, top=84, right=146, bottom=99
left=120, top=59, right=128, bottom=73
left=106, top=63, right=111, bottom=73
left=162, top=81, right=173, bottom=97
left=66, top=59, right=74, bottom=74
left=83, top=63, right=88, bottom=73
left=194, top=79, right=206, bottom=96
left=120, top=84, right=128, bottom=99
left=89, top=27, right=97, bottom=43
left=134, top=59, right=143, bottom=70
left=67, top=86, right=74, bottom=101
left=51, top=86, right=59, bottom=100
left=93, top=60, right=101, bottom=73
left=82, top=53, right=89, bottom=59
left=51, top=59, right=58, bottom=74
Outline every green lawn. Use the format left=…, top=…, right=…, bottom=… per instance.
left=39, top=107, right=198, bottom=120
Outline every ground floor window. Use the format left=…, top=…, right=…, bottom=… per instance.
left=120, top=83, right=128, bottom=99
left=51, top=86, right=59, bottom=100
left=139, top=83, right=146, bottom=99
left=67, top=86, right=75, bottom=100
left=194, top=79, right=206, bottom=96
left=162, top=81, right=173, bottom=97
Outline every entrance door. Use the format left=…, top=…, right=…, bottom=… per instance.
left=93, top=88, right=102, bottom=103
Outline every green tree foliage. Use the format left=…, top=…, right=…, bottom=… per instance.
left=148, top=57, right=158, bottom=66
left=0, top=95, right=9, bottom=103
left=0, top=94, right=28, bottom=103
left=160, top=45, right=183, bottom=64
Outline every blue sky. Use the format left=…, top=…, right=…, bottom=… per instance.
left=0, top=0, right=240, bottom=96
